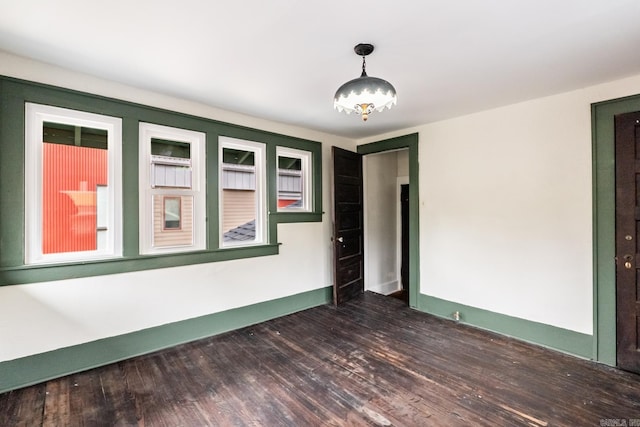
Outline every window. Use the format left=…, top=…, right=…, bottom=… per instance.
left=219, top=136, right=267, bottom=247
left=2, top=78, right=322, bottom=284
left=163, top=197, right=182, bottom=230
left=24, top=103, right=122, bottom=264
left=277, top=147, right=312, bottom=212
left=139, top=123, right=206, bottom=255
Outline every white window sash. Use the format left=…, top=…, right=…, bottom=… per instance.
left=138, top=123, right=206, bottom=255
left=276, top=146, right=312, bottom=212
left=24, top=103, right=122, bottom=264
left=219, top=136, right=267, bottom=248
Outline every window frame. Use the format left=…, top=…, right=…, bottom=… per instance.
left=276, top=146, right=312, bottom=213
left=218, top=136, right=268, bottom=248
left=138, top=122, right=206, bottom=255
left=0, top=76, right=322, bottom=286
left=24, top=102, right=123, bottom=265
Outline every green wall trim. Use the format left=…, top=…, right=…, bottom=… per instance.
left=358, top=133, right=420, bottom=309
left=591, top=92, right=640, bottom=366
left=0, top=286, right=333, bottom=394
left=270, top=212, right=324, bottom=223
left=0, top=76, right=323, bottom=286
left=0, top=245, right=280, bottom=285
left=418, top=294, right=593, bottom=359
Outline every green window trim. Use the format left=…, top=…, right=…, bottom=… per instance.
left=0, top=76, right=322, bottom=286
left=268, top=137, right=323, bottom=224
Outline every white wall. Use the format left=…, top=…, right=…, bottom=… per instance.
left=360, top=73, right=640, bottom=336
left=397, top=149, right=409, bottom=177
left=0, top=51, right=356, bottom=362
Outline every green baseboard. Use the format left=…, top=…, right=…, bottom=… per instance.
left=0, top=286, right=333, bottom=394
left=1, top=289, right=594, bottom=394
left=417, top=294, right=593, bottom=359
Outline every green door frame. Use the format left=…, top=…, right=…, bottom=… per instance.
left=592, top=93, right=640, bottom=365
left=357, top=133, right=420, bottom=308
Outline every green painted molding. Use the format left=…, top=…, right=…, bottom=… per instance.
left=0, top=75, right=323, bottom=286
left=591, top=93, right=640, bottom=366
left=270, top=212, right=324, bottom=223
left=0, top=286, right=333, bottom=394
left=270, top=134, right=323, bottom=218
left=357, top=133, right=418, bottom=156
left=358, top=133, right=420, bottom=308
left=0, top=245, right=280, bottom=285
left=418, top=294, right=593, bottom=359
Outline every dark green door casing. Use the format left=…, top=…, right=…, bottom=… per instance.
left=358, top=134, right=420, bottom=308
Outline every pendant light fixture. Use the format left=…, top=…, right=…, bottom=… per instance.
left=333, top=43, right=397, bottom=121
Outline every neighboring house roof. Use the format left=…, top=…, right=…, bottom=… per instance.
left=282, top=199, right=303, bottom=208
left=223, top=199, right=304, bottom=242
left=223, top=219, right=256, bottom=242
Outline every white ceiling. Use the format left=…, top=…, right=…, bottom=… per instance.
left=1, top=1, right=640, bottom=139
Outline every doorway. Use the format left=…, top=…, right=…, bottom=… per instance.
left=362, top=148, right=411, bottom=306
left=331, top=134, right=419, bottom=308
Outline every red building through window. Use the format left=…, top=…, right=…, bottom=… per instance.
left=42, top=143, right=107, bottom=254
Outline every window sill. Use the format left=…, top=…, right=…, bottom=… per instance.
left=270, top=211, right=323, bottom=223
left=0, top=244, right=280, bottom=286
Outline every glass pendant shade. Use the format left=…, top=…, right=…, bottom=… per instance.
left=333, top=43, right=397, bottom=121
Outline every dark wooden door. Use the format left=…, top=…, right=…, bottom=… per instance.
left=615, top=111, right=640, bottom=374
left=401, top=184, right=410, bottom=296
left=332, top=146, right=364, bottom=305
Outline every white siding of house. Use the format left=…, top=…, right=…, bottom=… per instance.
left=222, top=164, right=255, bottom=190
left=152, top=195, right=193, bottom=247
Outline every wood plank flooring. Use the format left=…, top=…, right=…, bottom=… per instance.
left=2, top=292, right=640, bottom=426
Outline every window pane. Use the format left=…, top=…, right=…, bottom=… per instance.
left=42, top=123, right=108, bottom=254
left=222, top=148, right=254, bottom=165
left=222, top=148, right=257, bottom=242
left=151, top=138, right=190, bottom=159
left=139, top=123, right=205, bottom=255
left=219, top=137, right=266, bottom=247
left=278, top=156, right=301, bottom=170
left=43, top=122, right=108, bottom=149
left=277, top=147, right=311, bottom=212
left=163, top=197, right=181, bottom=230
left=278, top=155, right=303, bottom=209
left=26, top=103, right=122, bottom=264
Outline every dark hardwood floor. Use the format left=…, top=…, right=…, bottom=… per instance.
left=2, top=292, right=640, bottom=426
left=388, top=289, right=409, bottom=304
